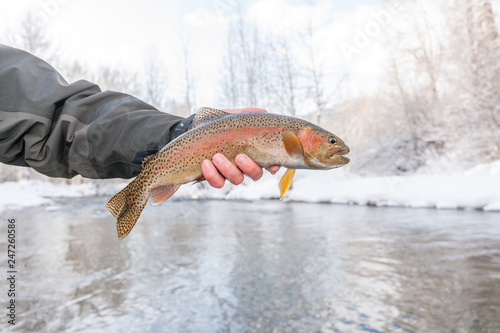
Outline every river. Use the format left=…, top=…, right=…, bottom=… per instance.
left=1, top=198, right=499, bottom=332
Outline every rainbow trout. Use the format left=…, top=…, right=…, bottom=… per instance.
left=106, top=107, right=350, bottom=239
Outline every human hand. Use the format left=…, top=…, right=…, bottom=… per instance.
left=201, top=107, right=281, bottom=188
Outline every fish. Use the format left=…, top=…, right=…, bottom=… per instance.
left=106, top=107, right=350, bottom=239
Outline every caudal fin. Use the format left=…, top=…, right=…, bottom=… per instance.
left=106, top=178, right=149, bottom=239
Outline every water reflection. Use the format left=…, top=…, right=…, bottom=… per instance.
left=1, top=199, right=499, bottom=332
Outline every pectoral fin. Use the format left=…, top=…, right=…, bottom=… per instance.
left=283, top=132, right=304, bottom=159
left=279, top=168, right=296, bottom=200
left=150, top=184, right=181, bottom=206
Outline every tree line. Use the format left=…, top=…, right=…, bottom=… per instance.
left=0, top=0, right=498, bottom=183
left=218, top=0, right=499, bottom=175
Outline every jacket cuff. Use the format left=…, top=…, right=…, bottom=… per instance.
left=171, top=114, right=196, bottom=139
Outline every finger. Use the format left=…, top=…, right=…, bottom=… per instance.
left=212, top=153, right=244, bottom=185
left=235, top=154, right=263, bottom=181
left=267, top=165, right=280, bottom=175
left=202, top=159, right=226, bottom=188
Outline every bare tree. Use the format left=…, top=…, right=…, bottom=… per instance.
left=383, top=0, right=445, bottom=168
left=463, top=0, right=500, bottom=152
left=7, top=11, right=50, bottom=56
left=305, top=22, right=324, bottom=124
left=91, top=66, right=140, bottom=97
left=380, top=0, right=500, bottom=170
left=235, top=15, right=272, bottom=107
left=219, top=15, right=273, bottom=109
left=220, top=24, right=241, bottom=107
left=236, top=16, right=257, bottom=106
left=303, top=22, right=346, bottom=125
left=143, top=52, right=168, bottom=110
left=269, top=35, right=299, bottom=116
left=180, top=31, right=196, bottom=115
left=61, top=60, right=88, bottom=83
left=444, top=0, right=500, bottom=161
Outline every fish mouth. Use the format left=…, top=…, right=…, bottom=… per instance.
left=327, top=146, right=350, bottom=157
left=327, top=146, right=350, bottom=165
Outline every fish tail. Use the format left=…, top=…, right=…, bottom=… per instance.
left=106, top=176, right=150, bottom=239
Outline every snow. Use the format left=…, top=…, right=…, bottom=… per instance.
left=182, top=160, right=500, bottom=212
left=0, top=180, right=125, bottom=213
left=1, top=161, right=499, bottom=213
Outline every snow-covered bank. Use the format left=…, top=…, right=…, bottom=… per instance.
left=0, top=180, right=126, bottom=213
left=1, top=161, right=499, bottom=213
left=185, top=160, right=500, bottom=212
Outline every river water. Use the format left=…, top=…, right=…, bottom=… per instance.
left=1, top=198, right=499, bottom=332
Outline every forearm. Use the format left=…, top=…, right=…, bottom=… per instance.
left=0, top=45, right=183, bottom=179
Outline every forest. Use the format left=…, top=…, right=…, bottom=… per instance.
left=0, top=0, right=499, bottom=183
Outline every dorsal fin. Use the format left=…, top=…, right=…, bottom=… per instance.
left=191, top=107, right=230, bottom=128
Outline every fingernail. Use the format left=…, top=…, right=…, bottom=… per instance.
left=235, top=154, right=247, bottom=165
left=213, top=154, right=223, bottom=164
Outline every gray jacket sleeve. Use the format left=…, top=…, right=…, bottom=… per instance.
left=0, top=44, right=184, bottom=179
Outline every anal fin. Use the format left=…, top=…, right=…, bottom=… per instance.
left=151, top=184, right=181, bottom=206
left=279, top=168, right=296, bottom=200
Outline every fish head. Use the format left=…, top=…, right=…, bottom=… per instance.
left=297, top=126, right=350, bottom=169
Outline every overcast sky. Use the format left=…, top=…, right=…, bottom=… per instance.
left=0, top=0, right=391, bottom=108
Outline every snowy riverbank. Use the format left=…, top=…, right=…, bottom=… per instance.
left=1, top=161, right=499, bottom=213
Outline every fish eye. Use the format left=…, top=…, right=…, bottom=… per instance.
left=328, top=136, right=337, bottom=145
